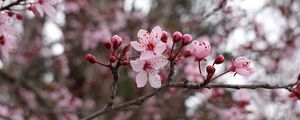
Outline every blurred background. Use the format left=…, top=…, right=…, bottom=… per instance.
left=1, top=0, right=300, bottom=119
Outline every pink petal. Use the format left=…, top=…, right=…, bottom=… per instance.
left=43, top=3, right=57, bottom=18
left=153, top=57, right=168, bottom=70
left=233, top=57, right=250, bottom=68
left=136, top=71, right=147, bottom=88
left=130, top=41, right=145, bottom=51
left=140, top=51, right=157, bottom=60
left=154, top=41, right=166, bottom=54
left=236, top=67, right=254, bottom=76
left=137, top=29, right=150, bottom=44
left=149, top=72, right=161, bottom=88
left=35, top=4, right=44, bottom=17
left=130, top=59, right=145, bottom=72
left=150, top=26, right=162, bottom=42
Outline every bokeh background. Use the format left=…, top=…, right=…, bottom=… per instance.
left=1, top=0, right=300, bottom=119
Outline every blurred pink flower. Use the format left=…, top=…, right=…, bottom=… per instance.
left=231, top=57, right=254, bottom=76
left=33, top=0, right=58, bottom=18
left=130, top=57, right=168, bottom=88
left=130, top=26, right=166, bottom=59
left=185, top=39, right=211, bottom=60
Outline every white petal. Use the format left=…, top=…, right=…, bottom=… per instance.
left=43, top=3, right=57, bottom=18
left=136, top=72, right=147, bottom=88
left=149, top=72, right=161, bottom=88
left=130, top=59, right=145, bottom=72
left=236, top=67, right=254, bottom=77
left=150, top=26, right=162, bottom=42
left=140, top=51, right=157, bottom=60
left=153, top=57, right=168, bottom=70
left=137, top=29, right=150, bottom=44
left=154, top=41, right=166, bottom=54
left=130, top=41, right=145, bottom=51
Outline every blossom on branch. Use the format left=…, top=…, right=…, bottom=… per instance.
left=130, top=57, right=168, bottom=88
left=185, top=39, right=211, bottom=60
left=230, top=57, right=254, bottom=76
left=130, top=26, right=166, bottom=59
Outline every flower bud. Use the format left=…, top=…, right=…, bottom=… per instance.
left=161, top=31, right=169, bottom=43
left=206, top=65, right=216, bottom=74
left=16, top=14, right=24, bottom=21
left=111, top=35, right=123, bottom=49
left=214, top=55, right=224, bottom=64
left=121, top=60, right=129, bottom=66
left=109, top=55, right=117, bottom=63
left=7, top=11, right=14, bottom=17
left=103, top=39, right=112, bottom=49
left=85, top=54, right=96, bottom=64
left=182, top=34, right=192, bottom=46
left=172, top=31, right=182, bottom=43
left=184, top=51, right=192, bottom=57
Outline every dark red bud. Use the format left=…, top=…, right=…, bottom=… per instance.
left=16, top=14, right=24, bottom=21
left=103, top=39, right=112, bottom=49
left=121, top=60, right=129, bottom=66
left=206, top=65, right=216, bottom=74
left=182, top=34, right=192, bottom=46
left=161, top=31, right=169, bottom=43
left=7, top=11, right=14, bottom=17
left=109, top=55, right=117, bottom=63
left=111, top=35, right=123, bottom=49
left=172, top=31, right=182, bottom=43
left=85, top=54, right=96, bottom=64
left=214, top=55, right=225, bottom=64
left=184, top=51, right=192, bottom=57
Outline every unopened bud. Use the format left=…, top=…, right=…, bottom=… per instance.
left=161, top=31, right=169, bottom=43
left=214, top=55, right=224, bottom=64
left=184, top=51, right=192, bottom=57
left=206, top=65, right=216, bottom=80
left=182, top=34, right=192, bottom=46
left=109, top=55, right=117, bottom=63
left=7, top=11, right=14, bottom=17
left=85, top=54, right=96, bottom=64
left=172, top=31, right=182, bottom=43
left=111, top=35, right=123, bottom=49
left=103, top=39, right=112, bottom=49
left=16, top=14, right=24, bottom=21
left=121, top=60, right=129, bottom=66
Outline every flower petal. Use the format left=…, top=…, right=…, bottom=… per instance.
left=136, top=71, right=147, bottom=88
left=154, top=41, right=166, bottom=54
left=149, top=72, right=161, bottom=88
left=150, top=26, right=162, bottom=42
left=153, top=57, right=168, bottom=70
left=236, top=67, right=254, bottom=76
left=137, top=29, right=150, bottom=44
left=130, top=41, right=145, bottom=51
left=130, top=59, right=145, bottom=72
left=140, top=51, right=157, bottom=60
left=234, top=57, right=250, bottom=68
left=43, top=3, right=57, bottom=18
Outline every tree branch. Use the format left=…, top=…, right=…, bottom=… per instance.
left=0, top=0, right=25, bottom=11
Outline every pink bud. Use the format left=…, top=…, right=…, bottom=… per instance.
left=103, top=39, right=112, bottom=49
left=85, top=54, right=96, bottom=64
left=184, top=51, right=192, bottom=57
left=214, top=55, right=224, bottom=64
left=121, top=60, right=129, bottom=66
left=7, top=11, right=14, bottom=17
left=16, top=14, right=24, bottom=21
left=172, top=31, right=182, bottom=43
left=161, top=31, right=169, bottom=43
left=111, top=35, right=123, bottom=49
left=109, top=55, right=117, bottom=63
left=182, top=34, right=192, bottom=46
left=206, top=65, right=216, bottom=74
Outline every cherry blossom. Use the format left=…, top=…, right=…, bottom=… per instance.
left=231, top=57, right=254, bottom=76
left=185, top=39, right=211, bottom=60
left=31, top=0, right=58, bottom=18
left=130, top=57, right=168, bottom=88
left=130, top=26, right=166, bottom=59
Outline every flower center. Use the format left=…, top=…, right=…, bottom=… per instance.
left=0, top=36, right=5, bottom=45
left=143, top=61, right=154, bottom=71
left=146, top=42, right=155, bottom=51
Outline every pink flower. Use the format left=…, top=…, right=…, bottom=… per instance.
left=231, top=57, right=254, bottom=76
left=130, top=26, right=166, bottom=59
left=33, top=0, right=57, bottom=18
left=130, top=57, right=168, bottom=88
left=185, top=40, right=211, bottom=60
